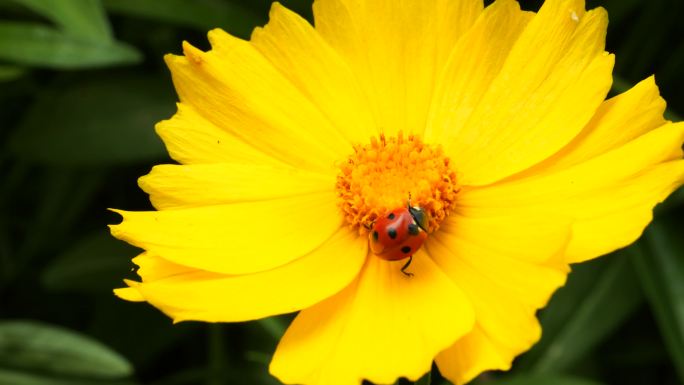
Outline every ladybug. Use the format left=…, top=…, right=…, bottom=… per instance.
left=368, top=200, right=428, bottom=276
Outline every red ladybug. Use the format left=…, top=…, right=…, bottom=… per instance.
left=368, top=201, right=428, bottom=276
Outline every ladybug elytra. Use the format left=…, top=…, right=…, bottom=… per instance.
left=368, top=200, right=428, bottom=276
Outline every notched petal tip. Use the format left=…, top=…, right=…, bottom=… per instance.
left=182, top=41, right=205, bottom=64
left=114, top=282, right=144, bottom=302
left=107, top=210, right=137, bottom=243
left=162, top=52, right=184, bottom=68
left=207, top=28, right=238, bottom=49
left=107, top=209, right=126, bottom=229
left=269, top=1, right=286, bottom=14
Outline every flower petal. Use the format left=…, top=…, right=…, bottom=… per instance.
left=459, top=122, right=684, bottom=263
left=165, top=31, right=351, bottom=172
left=427, top=213, right=570, bottom=309
left=156, top=103, right=282, bottom=165
left=134, top=251, right=194, bottom=281
left=251, top=3, right=376, bottom=143
left=425, top=215, right=570, bottom=384
left=138, top=163, right=334, bottom=210
left=426, top=0, right=533, bottom=144
left=116, top=227, right=367, bottom=322
left=436, top=326, right=522, bottom=385
left=561, top=162, right=684, bottom=261
left=447, top=0, right=614, bottom=185
left=110, top=191, right=343, bottom=274
left=523, top=76, right=667, bottom=173
left=312, top=0, right=483, bottom=137
left=270, top=253, right=475, bottom=385
left=114, top=281, right=145, bottom=302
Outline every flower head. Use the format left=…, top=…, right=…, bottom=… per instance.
left=111, top=0, right=684, bottom=384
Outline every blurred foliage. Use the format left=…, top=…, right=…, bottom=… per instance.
left=0, top=0, right=682, bottom=384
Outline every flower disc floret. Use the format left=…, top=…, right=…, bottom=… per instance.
left=336, top=133, right=459, bottom=233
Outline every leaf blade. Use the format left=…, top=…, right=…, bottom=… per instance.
left=9, top=0, right=113, bottom=41
left=41, top=231, right=139, bottom=292
left=0, top=22, right=141, bottom=69
left=8, top=73, right=172, bottom=165
left=629, top=220, right=684, bottom=382
left=0, top=321, right=133, bottom=379
left=519, top=256, right=643, bottom=373
left=102, top=0, right=263, bottom=38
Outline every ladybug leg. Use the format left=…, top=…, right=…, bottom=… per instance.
left=401, top=255, right=414, bottom=277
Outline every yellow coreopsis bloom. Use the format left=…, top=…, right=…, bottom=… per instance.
left=111, top=0, right=684, bottom=384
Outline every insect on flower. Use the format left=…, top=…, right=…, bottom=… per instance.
left=368, top=196, right=429, bottom=276
left=110, top=0, right=684, bottom=384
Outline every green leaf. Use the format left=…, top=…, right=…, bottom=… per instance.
left=0, top=65, right=26, bottom=81
left=518, top=255, right=643, bottom=373
left=0, top=368, right=137, bottom=385
left=629, top=220, right=684, bottom=382
left=102, top=0, right=263, bottom=38
left=258, top=316, right=288, bottom=340
left=3, top=169, right=106, bottom=287
left=655, top=186, right=684, bottom=214
left=415, top=370, right=431, bottom=385
left=490, top=374, right=605, bottom=385
left=0, top=22, right=140, bottom=69
left=0, top=321, right=133, bottom=379
left=41, top=231, right=139, bottom=292
left=9, top=74, right=172, bottom=165
left=9, top=0, right=112, bottom=41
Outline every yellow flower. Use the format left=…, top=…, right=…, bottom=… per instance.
left=110, top=0, right=684, bottom=384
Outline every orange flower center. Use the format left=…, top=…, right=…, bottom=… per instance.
left=336, top=133, right=460, bottom=234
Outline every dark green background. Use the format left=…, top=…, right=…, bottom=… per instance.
left=0, top=0, right=683, bottom=384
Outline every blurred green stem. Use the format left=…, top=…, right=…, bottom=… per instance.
left=259, top=316, right=287, bottom=340
left=207, top=324, right=225, bottom=385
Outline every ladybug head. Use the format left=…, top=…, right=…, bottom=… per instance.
left=407, top=205, right=428, bottom=232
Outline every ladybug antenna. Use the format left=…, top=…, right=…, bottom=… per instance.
left=407, top=192, right=412, bottom=208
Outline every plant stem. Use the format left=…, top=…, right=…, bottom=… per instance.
left=207, top=324, right=225, bottom=385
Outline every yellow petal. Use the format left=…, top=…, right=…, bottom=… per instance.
left=165, top=31, right=350, bottom=172
left=447, top=1, right=614, bottom=185
left=312, top=0, right=483, bottom=137
left=156, top=103, right=283, bottom=166
left=138, top=163, right=334, bottom=210
left=270, top=253, right=475, bottom=385
left=113, top=280, right=145, bottom=302
left=251, top=3, right=376, bottom=143
left=523, top=76, right=667, bottom=174
left=426, top=0, right=533, bottom=143
left=561, top=161, right=684, bottom=261
left=427, top=213, right=570, bottom=309
left=133, top=252, right=193, bottom=281
left=425, top=215, right=569, bottom=384
left=110, top=192, right=343, bottom=274
left=122, top=228, right=367, bottom=322
left=436, top=327, right=519, bottom=385
left=459, top=123, right=684, bottom=263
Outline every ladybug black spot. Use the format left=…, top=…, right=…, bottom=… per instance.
left=372, top=231, right=379, bottom=241
left=408, top=223, right=420, bottom=236
left=388, top=228, right=397, bottom=239
left=388, top=213, right=395, bottom=220
left=401, top=246, right=412, bottom=254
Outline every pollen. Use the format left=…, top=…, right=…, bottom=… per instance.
left=336, top=133, right=460, bottom=234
